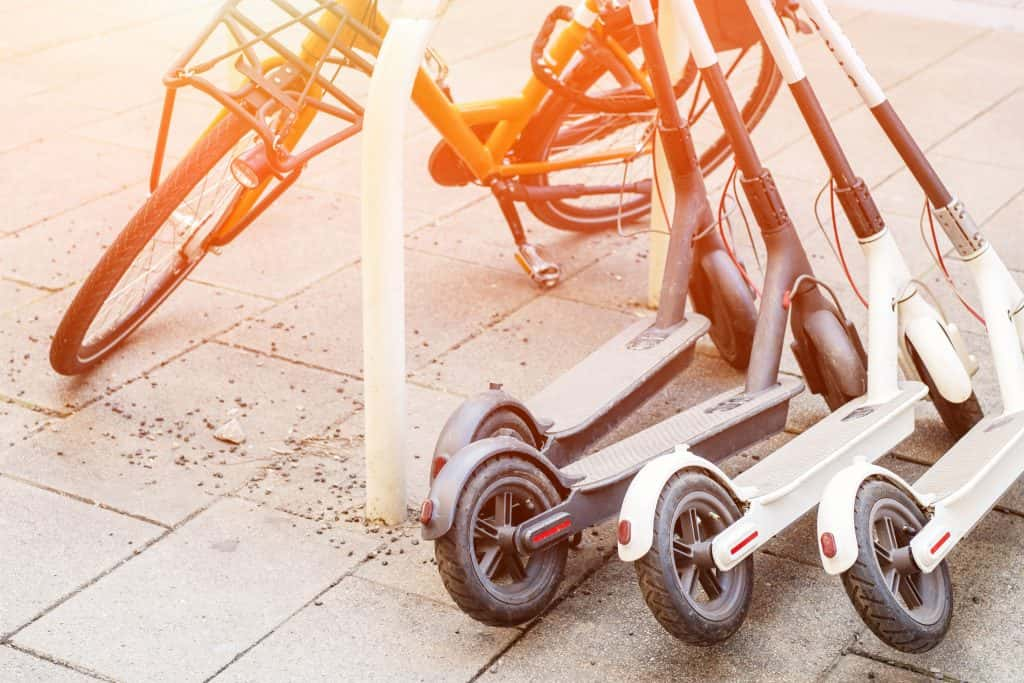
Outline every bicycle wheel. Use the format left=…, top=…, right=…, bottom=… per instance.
left=50, top=115, right=252, bottom=375
left=519, top=41, right=781, bottom=233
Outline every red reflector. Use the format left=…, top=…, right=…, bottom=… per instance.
left=930, top=531, right=951, bottom=555
left=419, top=499, right=434, bottom=525
left=618, top=520, right=631, bottom=545
left=430, top=456, right=447, bottom=480
left=532, top=519, right=572, bottom=544
left=730, top=531, right=759, bottom=555
left=820, top=532, right=837, bottom=559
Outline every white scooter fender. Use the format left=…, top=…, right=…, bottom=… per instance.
left=900, top=308, right=975, bottom=404
left=816, top=460, right=922, bottom=574
left=618, top=446, right=742, bottom=562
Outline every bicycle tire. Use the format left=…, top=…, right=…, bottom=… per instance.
left=518, top=42, right=781, bottom=233
left=50, top=115, right=251, bottom=375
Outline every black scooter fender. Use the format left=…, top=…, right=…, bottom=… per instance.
left=431, top=389, right=545, bottom=481
left=421, top=436, right=579, bottom=541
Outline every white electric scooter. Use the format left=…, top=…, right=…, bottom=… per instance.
left=805, top=0, right=1024, bottom=654
left=616, top=0, right=980, bottom=645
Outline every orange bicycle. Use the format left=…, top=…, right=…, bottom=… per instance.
left=50, top=0, right=794, bottom=375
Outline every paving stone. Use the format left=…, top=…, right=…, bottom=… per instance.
left=217, top=575, right=518, bottom=683
left=855, top=511, right=1024, bottom=682
left=487, top=555, right=860, bottom=682
left=873, top=154, right=1024, bottom=224
left=223, top=249, right=537, bottom=378
left=0, top=477, right=162, bottom=636
left=822, top=653, right=935, bottom=682
left=0, top=344, right=357, bottom=526
left=981, top=190, right=1024, bottom=274
left=0, top=400, right=48, bottom=453
left=0, top=279, right=44, bottom=314
left=0, top=90, right=109, bottom=154
left=13, top=497, right=376, bottom=683
left=414, top=295, right=634, bottom=399
left=407, top=195, right=623, bottom=283
left=238, top=381, right=462, bottom=522
left=0, top=134, right=151, bottom=235
left=189, top=187, right=366, bottom=300
left=0, top=184, right=145, bottom=291
left=0, top=646, right=96, bottom=683
left=937, top=89, right=1024, bottom=169
left=0, top=282, right=261, bottom=414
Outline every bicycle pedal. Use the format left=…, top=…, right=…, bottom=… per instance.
left=515, top=243, right=561, bottom=289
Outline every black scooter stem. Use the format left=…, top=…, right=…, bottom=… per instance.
left=630, top=0, right=714, bottom=332
left=871, top=101, right=955, bottom=209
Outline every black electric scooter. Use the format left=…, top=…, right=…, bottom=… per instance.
left=420, top=0, right=866, bottom=627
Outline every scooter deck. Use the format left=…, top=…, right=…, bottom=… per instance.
left=527, top=315, right=710, bottom=436
left=914, top=409, right=1024, bottom=499
left=734, top=382, right=927, bottom=501
left=563, top=376, right=804, bottom=490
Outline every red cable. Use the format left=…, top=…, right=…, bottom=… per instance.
left=716, top=165, right=761, bottom=297
left=926, top=202, right=986, bottom=325
left=829, top=178, right=869, bottom=307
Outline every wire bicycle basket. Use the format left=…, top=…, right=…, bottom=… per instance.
left=150, top=0, right=386, bottom=192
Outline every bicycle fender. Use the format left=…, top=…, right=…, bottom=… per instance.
left=905, top=317, right=972, bottom=404
left=432, top=390, right=544, bottom=477
left=617, top=446, right=740, bottom=562
left=816, top=461, right=920, bottom=575
left=421, top=436, right=573, bottom=541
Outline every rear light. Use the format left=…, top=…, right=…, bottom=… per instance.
left=730, top=530, right=758, bottom=555
left=419, top=499, right=434, bottom=525
left=930, top=531, right=951, bottom=555
left=531, top=518, right=572, bottom=545
left=430, top=456, right=447, bottom=480
left=230, top=146, right=271, bottom=189
left=820, top=532, right=837, bottom=559
left=617, top=520, right=631, bottom=545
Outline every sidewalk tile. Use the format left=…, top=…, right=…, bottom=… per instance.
left=413, top=295, right=633, bottom=398
left=0, top=282, right=261, bottom=414
left=0, top=400, right=47, bottom=451
left=937, top=89, right=1024, bottom=168
left=0, top=279, right=43, bottom=314
left=0, top=344, right=357, bottom=526
left=222, top=249, right=537, bottom=378
left=823, top=653, right=933, bottom=682
left=873, top=155, right=1024, bottom=222
left=216, top=576, right=518, bottom=683
left=981, top=190, right=1024, bottom=272
left=188, top=188, right=364, bottom=301
left=0, top=477, right=162, bottom=636
left=238, top=382, right=461, bottom=522
left=486, top=555, right=859, bottom=682
left=0, top=135, right=150, bottom=235
left=0, top=184, right=145, bottom=291
left=0, top=646, right=95, bottom=683
left=13, top=497, right=376, bottom=683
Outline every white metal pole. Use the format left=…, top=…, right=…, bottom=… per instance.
left=648, top=0, right=691, bottom=307
left=360, top=0, right=449, bottom=525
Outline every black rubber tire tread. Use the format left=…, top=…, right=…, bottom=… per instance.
left=840, top=479, right=953, bottom=653
left=907, top=341, right=983, bottom=440
left=472, top=411, right=537, bottom=447
left=50, top=114, right=250, bottom=375
left=634, top=470, right=753, bottom=645
left=434, top=455, right=568, bottom=627
left=804, top=311, right=867, bottom=412
left=518, top=43, right=781, bottom=233
left=690, top=249, right=756, bottom=371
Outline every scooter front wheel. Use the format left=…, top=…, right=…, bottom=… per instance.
left=841, top=479, right=952, bottom=653
left=434, top=456, right=567, bottom=626
left=635, top=471, right=753, bottom=645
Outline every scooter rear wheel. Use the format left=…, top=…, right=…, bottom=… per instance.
left=434, top=456, right=567, bottom=626
left=841, top=479, right=952, bottom=653
left=635, top=471, right=752, bottom=645
left=691, top=249, right=757, bottom=371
